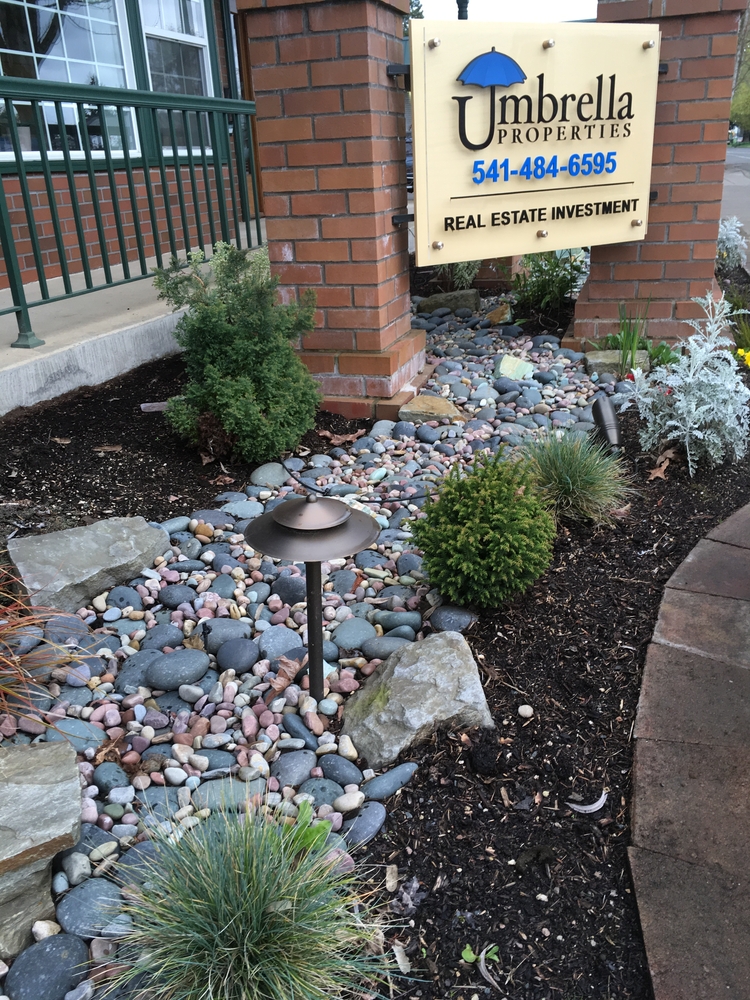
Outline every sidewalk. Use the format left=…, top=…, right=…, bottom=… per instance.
left=630, top=503, right=750, bottom=1000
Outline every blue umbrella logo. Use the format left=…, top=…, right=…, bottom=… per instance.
left=453, top=47, right=527, bottom=151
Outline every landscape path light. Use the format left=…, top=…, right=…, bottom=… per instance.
left=592, top=394, right=621, bottom=450
left=244, top=494, right=380, bottom=702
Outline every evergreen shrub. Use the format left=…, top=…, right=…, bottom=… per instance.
left=411, top=453, right=555, bottom=608
left=156, top=244, right=321, bottom=463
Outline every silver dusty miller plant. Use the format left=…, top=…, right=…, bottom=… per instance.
left=716, top=216, right=748, bottom=275
left=630, top=293, right=750, bottom=477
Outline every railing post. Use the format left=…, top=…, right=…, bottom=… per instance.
left=0, top=172, right=44, bottom=348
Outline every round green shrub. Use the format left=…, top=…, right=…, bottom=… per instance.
left=411, top=453, right=555, bottom=608
left=156, top=243, right=321, bottom=464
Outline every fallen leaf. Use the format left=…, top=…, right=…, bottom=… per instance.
left=200, top=452, right=216, bottom=466
left=610, top=503, right=632, bottom=519
left=648, top=460, right=669, bottom=481
left=318, top=428, right=366, bottom=446
left=183, top=634, right=205, bottom=651
left=51, top=437, right=71, bottom=445
left=93, top=444, right=122, bottom=453
left=209, top=475, right=235, bottom=486
left=655, top=447, right=677, bottom=466
left=391, top=942, right=411, bottom=975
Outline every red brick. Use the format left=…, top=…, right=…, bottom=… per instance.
left=279, top=35, right=338, bottom=63
left=320, top=396, right=374, bottom=419
left=248, top=40, right=277, bottom=66
left=311, top=59, right=378, bottom=88
left=309, top=3, right=376, bottom=31
left=297, top=352, right=336, bottom=373
left=263, top=194, right=291, bottom=217
left=253, top=63, right=308, bottom=92
left=301, top=330, right=355, bottom=351
left=676, top=299, right=709, bottom=318
left=273, top=263, right=323, bottom=284
left=256, top=118, right=313, bottom=143
left=639, top=281, right=690, bottom=298
left=316, top=374, right=366, bottom=396
left=699, top=163, right=727, bottom=182
left=259, top=145, right=286, bottom=169
left=314, top=286, right=352, bottom=307
left=242, top=8, right=304, bottom=39
left=688, top=279, right=716, bottom=296
left=657, top=80, right=707, bottom=102
left=296, top=241, right=350, bottom=262
left=707, top=78, right=733, bottom=99
left=315, top=114, right=379, bottom=139
left=322, top=215, right=385, bottom=239
left=678, top=99, right=731, bottom=121
left=711, top=34, right=738, bottom=56
left=703, top=121, right=731, bottom=141
left=344, top=88, right=388, bottom=113
left=653, top=123, right=702, bottom=145
left=353, top=281, right=396, bottom=308
left=325, top=261, right=386, bottom=284
left=338, top=352, right=399, bottom=376
left=693, top=240, right=721, bottom=257
left=649, top=205, right=695, bottom=223
left=640, top=241, right=691, bottom=259
left=682, top=55, right=736, bottom=78
left=670, top=182, right=724, bottom=202
left=652, top=164, right=699, bottom=184
left=660, top=36, right=709, bottom=59
left=266, top=217, right=319, bottom=240
left=665, top=261, right=716, bottom=279
left=685, top=11, right=741, bottom=34
left=327, top=306, right=386, bottom=329
left=287, top=141, right=343, bottom=167
left=597, top=0, right=651, bottom=20
left=664, top=0, right=720, bottom=14
left=319, top=165, right=380, bottom=190
left=614, top=263, right=665, bottom=280
left=349, top=190, right=397, bottom=214
left=340, top=31, right=387, bottom=59
left=261, top=169, right=316, bottom=192
left=284, top=90, right=342, bottom=116
left=291, top=192, right=347, bottom=215
left=346, top=138, right=399, bottom=163
left=697, top=202, right=722, bottom=220
left=673, top=142, right=727, bottom=163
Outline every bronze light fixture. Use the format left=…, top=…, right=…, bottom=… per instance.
left=244, top=494, right=381, bottom=702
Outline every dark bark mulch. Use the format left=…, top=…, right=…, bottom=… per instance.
left=1, top=355, right=749, bottom=1000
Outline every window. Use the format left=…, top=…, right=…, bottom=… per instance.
left=140, top=0, right=211, bottom=96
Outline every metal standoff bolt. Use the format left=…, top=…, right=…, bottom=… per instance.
left=543, top=39, right=555, bottom=49
left=631, top=219, right=644, bottom=227
left=537, top=230, right=548, bottom=238
left=432, top=241, right=444, bottom=250
left=428, top=37, right=441, bottom=49
left=643, top=40, right=655, bottom=49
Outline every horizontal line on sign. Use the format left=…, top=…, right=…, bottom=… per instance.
left=450, top=181, right=635, bottom=201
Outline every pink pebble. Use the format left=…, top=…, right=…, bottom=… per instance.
left=210, top=716, right=227, bottom=734
left=259, top=710, right=274, bottom=728
left=265, top=724, right=280, bottom=741
left=304, top=711, right=324, bottom=736
left=150, top=772, right=165, bottom=785
left=97, top=814, right=114, bottom=832
left=121, top=694, right=145, bottom=710
left=163, top=570, right=180, bottom=583
left=267, top=776, right=280, bottom=792
left=310, top=767, right=324, bottom=778
left=103, top=710, right=122, bottom=728
left=197, top=608, right=215, bottom=619
left=242, top=714, right=259, bottom=739
left=217, top=607, right=231, bottom=617
left=121, top=813, right=138, bottom=825
left=273, top=712, right=284, bottom=724
left=81, top=801, right=98, bottom=824
left=343, top=783, right=359, bottom=793
left=235, top=749, right=249, bottom=767
left=329, top=812, right=344, bottom=832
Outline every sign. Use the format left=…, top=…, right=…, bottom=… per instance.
left=410, top=21, right=661, bottom=266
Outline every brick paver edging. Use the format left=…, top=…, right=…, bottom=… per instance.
left=629, top=503, right=750, bottom=1000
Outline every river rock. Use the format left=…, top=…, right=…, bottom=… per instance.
left=138, top=624, right=185, bottom=652
left=362, top=762, right=418, bottom=800
left=105, top=586, right=143, bottom=611
left=114, top=841, right=159, bottom=888
left=258, top=625, right=299, bottom=660
left=319, top=755, right=363, bottom=786
left=341, top=632, right=493, bottom=768
left=298, top=777, right=345, bottom=808
left=250, top=463, right=288, bottom=488
left=271, top=575, right=308, bottom=606
left=191, top=777, right=265, bottom=811
left=193, top=618, right=253, bottom=654
left=3, top=933, right=89, bottom=1000
left=270, top=750, right=317, bottom=788
left=341, top=801, right=387, bottom=847
left=45, top=719, right=107, bottom=753
left=215, top=638, right=259, bottom=672
left=55, top=878, right=122, bottom=939
left=158, top=585, right=197, bottom=609
left=430, top=606, right=478, bottom=633
left=8, top=517, right=168, bottom=612
left=418, top=289, right=480, bottom=313
left=280, top=713, right=319, bottom=750
left=145, top=649, right=210, bottom=691
left=92, top=763, right=128, bottom=797
left=332, top=618, right=376, bottom=651
left=360, top=636, right=411, bottom=660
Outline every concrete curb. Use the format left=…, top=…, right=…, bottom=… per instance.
left=0, top=311, right=183, bottom=418
left=630, top=503, right=750, bottom=1000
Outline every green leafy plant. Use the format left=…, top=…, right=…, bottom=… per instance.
left=433, top=259, right=483, bottom=292
left=523, top=434, right=635, bottom=524
left=646, top=339, right=681, bottom=368
left=590, top=300, right=680, bottom=375
left=156, top=243, right=321, bottom=464
left=512, top=249, right=586, bottom=324
left=733, top=313, right=750, bottom=353
left=461, top=944, right=499, bottom=963
left=411, top=453, right=555, bottom=608
left=112, top=801, right=392, bottom=1000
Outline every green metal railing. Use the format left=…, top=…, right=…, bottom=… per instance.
left=0, top=77, right=263, bottom=348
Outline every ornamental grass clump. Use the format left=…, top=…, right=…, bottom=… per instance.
left=631, top=293, right=750, bottom=477
left=523, top=433, right=635, bottom=525
left=111, top=801, right=392, bottom=1000
left=157, top=243, right=321, bottom=464
left=411, top=453, right=555, bottom=608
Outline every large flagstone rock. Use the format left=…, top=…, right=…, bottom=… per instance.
left=8, top=516, right=169, bottom=612
left=341, top=631, right=494, bottom=769
left=0, top=742, right=81, bottom=960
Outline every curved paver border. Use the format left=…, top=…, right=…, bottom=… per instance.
left=630, top=502, right=750, bottom=1000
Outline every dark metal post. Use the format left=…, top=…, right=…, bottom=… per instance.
left=304, top=561, right=324, bottom=702
left=457, top=0, right=469, bottom=18
left=0, top=171, right=43, bottom=348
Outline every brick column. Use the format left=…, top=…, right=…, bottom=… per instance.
left=238, top=0, right=422, bottom=419
left=573, top=0, right=746, bottom=345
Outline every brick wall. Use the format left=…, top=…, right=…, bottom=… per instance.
left=0, top=164, right=241, bottom=292
left=238, top=0, right=423, bottom=419
left=574, top=0, right=746, bottom=344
